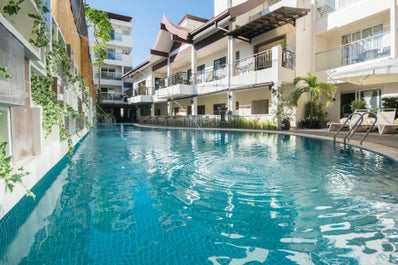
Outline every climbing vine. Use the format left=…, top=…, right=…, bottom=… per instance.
left=1, top=0, right=23, bottom=16
left=1, top=0, right=49, bottom=47
left=1, top=0, right=92, bottom=196
left=0, top=140, right=35, bottom=198
left=85, top=5, right=112, bottom=120
left=0, top=66, right=11, bottom=79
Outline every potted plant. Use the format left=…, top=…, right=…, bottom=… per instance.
left=290, top=73, right=336, bottom=128
left=275, top=86, right=293, bottom=130
left=351, top=99, right=367, bottom=112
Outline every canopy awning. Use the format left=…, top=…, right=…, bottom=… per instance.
left=329, top=58, right=398, bottom=85
left=228, top=6, right=309, bottom=40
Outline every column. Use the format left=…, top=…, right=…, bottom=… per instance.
left=191, top=45, right=197, bottom=116
left=391, top=0, right=397, bottom=58
left=227, top=35, right=234, bottom=112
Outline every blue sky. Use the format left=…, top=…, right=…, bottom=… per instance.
left=86, top=0, right=214, bottom=67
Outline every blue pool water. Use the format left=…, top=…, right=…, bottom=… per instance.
left=1, top=124, right=398, bottom=265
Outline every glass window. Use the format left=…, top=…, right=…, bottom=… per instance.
left=213, top=57, right=226, bottom=70
left=359, top=89, right=381, bottom=111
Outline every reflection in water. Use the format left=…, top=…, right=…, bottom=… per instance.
left=1, top=125, right=398, bottom=265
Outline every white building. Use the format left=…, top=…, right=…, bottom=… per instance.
left=92, top=12, right=134, bottom=123
left=123, top=0, right=398, bottom=129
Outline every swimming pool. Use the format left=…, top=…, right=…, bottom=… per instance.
left=1, top=124, right=398, bottom=264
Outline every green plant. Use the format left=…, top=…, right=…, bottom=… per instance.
left=1, top=0, right=24, bottom=16
left=304, top=101, right=326, bottom=121
left=1, top=0, right=49, bottom=48
left=274, top=86, right=293, bottom=125
left=85, top=5, right=112, bottom=107
left=290, top=72, right=336, bottom=121
left=28, top=0, right=49, bottom=48
left=139, top=85, right=147, bottom=95
left=350, top=99, right=367, bottom=112
left=0, top=141, right=35, bottom=198
left=0, top=66, right=11, bottom=79
left=382, top=96, right=398, bottom=118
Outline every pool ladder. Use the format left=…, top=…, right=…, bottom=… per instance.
left=333, top=111, right=377, bottom=148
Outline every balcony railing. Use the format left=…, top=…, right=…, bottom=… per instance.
left=196, top=65, right=227, bottom=84
left=155, top=46, right=293, bottom=90
left=106, top=52, right=123, bottom=61
left=316, top=32, right=391, bottom=71
left=317, top=0, right=362, bottom=17
left=134, top=86, right=149, bottom=96
left=100, top=92, right=123, bottom=101
left=97, top=72, right=122, bottom=80
left=234, top=48, right=295, bottom=75
left=167, top=72, right=191, bottom=86
left=110, top=31, right=123, bottom=41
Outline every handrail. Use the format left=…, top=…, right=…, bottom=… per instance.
left=333, top=111, right=377, bottom=148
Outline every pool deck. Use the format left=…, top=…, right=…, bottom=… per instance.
left=133, top=123, right=398, bottom=161
left=289, top=128, right=398, bottom=161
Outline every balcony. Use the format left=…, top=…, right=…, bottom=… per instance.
left=103, top=52, right=132, bottom=66
left=155, top=46, right=295, bottom=99
left=316, top=32, right=391, bottom=71
left=108, top=32, right=133, bottom=51
left=156, top=72, right=196, bottom=99
left=317, top=0, right=363, bottom=17
left=100, top=92, right=125, bottom=103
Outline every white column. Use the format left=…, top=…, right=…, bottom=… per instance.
left=227, top=35, right=234, bottom=112
left=151, top=103, right=155, bottom=117
left=391, top=0, right=397, bottom=58
left=191, top=45, right=197, bottom=116
left=167, top=101, right=172, bottom=116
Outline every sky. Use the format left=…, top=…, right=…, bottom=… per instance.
left=86, top=0, right=214, bottom=67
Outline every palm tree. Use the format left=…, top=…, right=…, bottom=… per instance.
left=290, top=72, right=337, bottom=122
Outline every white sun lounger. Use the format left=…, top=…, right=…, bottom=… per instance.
left=377, top=108, right=398, bottom=134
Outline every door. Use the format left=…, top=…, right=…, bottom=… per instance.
left=341, top=92, right=356, bottom=117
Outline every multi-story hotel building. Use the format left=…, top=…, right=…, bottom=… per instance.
left=0, top=0, right=95, bottom=218
left=123, top=0, right=398, bottom=127
left=92, top=12, right=134, bottom=123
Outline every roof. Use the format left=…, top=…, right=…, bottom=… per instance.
left=227, top=6, right=309, bottom=40
left=107, top=11, right=132, bottom=22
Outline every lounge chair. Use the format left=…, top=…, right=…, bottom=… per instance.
left=328, top=109, right=368, bottom=132
left=377, top=108, right=398, bottom=134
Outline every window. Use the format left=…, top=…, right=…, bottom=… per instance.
left=213, top=57, right=226, bottom=80
left=110, top=30, right=122, bottom=41
left=213, top=103, right=226, bottom=115
left=341, top=24, right=383, bottom=64
left=155, top=77, right=164, bottom=90
left=196, top=64, right=205, bottom=83
left=213, top=57, right=226, bottom=70
left=359, top=89, right=381, bottom=111
left=107, top=48, right=115, bottom=60
left=251, top=100, right=269, bottom=114
left=197, top=105, right=205, bottom=115
left=101, top=67, right=116, bottom=80
left=187, top=69, right=192, bottom=83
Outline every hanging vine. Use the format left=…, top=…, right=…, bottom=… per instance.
left=1, top=0, right=49, bottom=47
left=0, top=140, right=35, bottom=198
left=0, top=66, right=11, bottom=79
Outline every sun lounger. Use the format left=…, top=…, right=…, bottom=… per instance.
left=377, top=108, right=398, bottom=134
left=328, top=109, right=368, bottom=132
left=328, top=118, right=349, bottom=131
